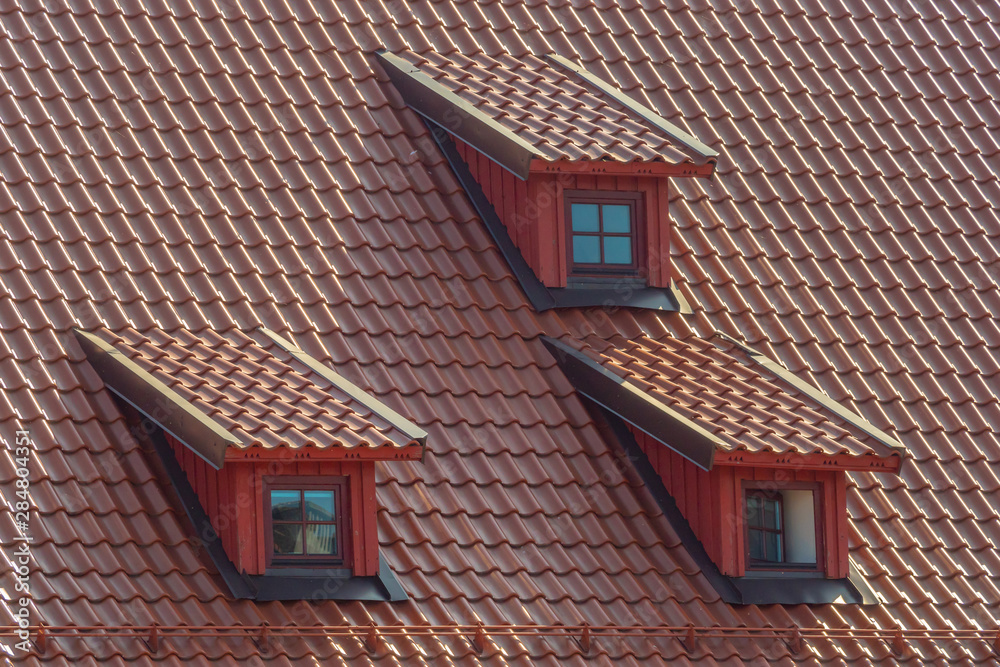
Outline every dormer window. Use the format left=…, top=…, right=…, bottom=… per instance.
left=74, top=326, right=425, bottom=601
left=567, top=192, right=642, bottom=276
left=378, top=50, right=717, bottom=312
left=744, top=485, right=820, bottom=571
left=266, top=477, right=347, bottom=567
left=544, top=332, right=905, bottom=604
left=745, top=489, right=784, bottom=565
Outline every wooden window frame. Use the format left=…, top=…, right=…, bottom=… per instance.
left=564, top=190, right=644, bottom=277
left=263, top=476, right=350, bottom=568
left=742, top=481, right=824, bottom=574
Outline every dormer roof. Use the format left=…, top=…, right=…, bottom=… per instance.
left=75, top=327, right=426, bottom=468
left=545, top=334, right=905, bottom=473
left=378, top=50, right=717, bottom=178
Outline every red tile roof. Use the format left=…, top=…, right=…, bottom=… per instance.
left=78, top=327, right=421, bottom=454
left=574, top=332, right=903, bottom=461
left=0, top=0, right=998, bottom=664
left=393, top=50, right=697, bottom=164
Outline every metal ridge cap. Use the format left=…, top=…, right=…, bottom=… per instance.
left=376, top=49, right=540, bottom=179
left=259, top=327, right=428, bottom=449
left=72, top=328, right=238, bottom=470
left=544, top=52, right=719, bottom=165
left=713, top=332, right=907, bottom=466
left=542, top=335, right=721, bottom=470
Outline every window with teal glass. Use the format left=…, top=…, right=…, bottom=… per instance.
left=565, top=193, right=642, bottom=275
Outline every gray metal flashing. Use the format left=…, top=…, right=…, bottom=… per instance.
left=543, top=336, right=720, bottom=470
left=149, top=424, right=405, bottom=602
left=260, top=328, right=428, bottom=451
left=596, top=404, right=872, bottom=605
left=376, top=50, right=539, bottom=179
left=714, top=332, right=907, bottom=465
left=546, top=53, right=719, bottom=165
left=74, top=328, right=238, bottom=470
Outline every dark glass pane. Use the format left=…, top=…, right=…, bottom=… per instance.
left=272, top=523, right=303, bottom=555
left=571, top=203, right=599, bottom=232
left=764, top=531, right=782, bottom=562
left=603, top=237, right=632, bottom=264
left=602, top=204, right=631, bottom=233
left=762, top=497, right=778, bottom=529
left=573, top=235, right=601, bottom=263
left=305, top=523, right=337, bottom=556
left=304, top=490, right=335, bottom=521
left=271, top=490, right=301, bottom=521
left=746, top=495, right=761, bottom=528
left=748, top=529, right=763, bottom=560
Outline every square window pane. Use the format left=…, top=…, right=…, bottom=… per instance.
left=573, top=235, right=601, bottom=263
left=748, top=529, right=763, bottom=561
left=602, top=204, right=631, bottom=233
left=304, top=490, right=336, bottom=521
left=305, top=523, right=337, bottom=556
left=271, top=490, right=301, bottom=521
left=603, top=236, right=633, bottom=264
left=571, top=203, right=599, bottom=231
left=272, top=523, right=303, bottom=555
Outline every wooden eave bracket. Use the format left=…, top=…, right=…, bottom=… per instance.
left=72, top=328, right=240, bottom=469
left=713, top=332, right=907, bottom=473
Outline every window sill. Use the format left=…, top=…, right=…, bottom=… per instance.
left=741, top=568, right=825, bottom=579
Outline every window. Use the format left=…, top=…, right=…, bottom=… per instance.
left=264, top=477, right=348, bottom=566
left=746, top=490, right=783, bottom=563
left=566, top=192, right=642, bottom=275
left=744, top=485, right=821, bottom=571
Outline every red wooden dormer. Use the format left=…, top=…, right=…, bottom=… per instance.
left=544, top=333, right=905, bottom=604
left=74, top=326, right=424, bottom=600
left=378, top=51, right=717, bottom=310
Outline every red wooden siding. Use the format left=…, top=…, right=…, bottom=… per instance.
left=453, top=138, right=671, bottom=288
left=630, top=428, right=849, bottom=578
left=166, top=436, right=380, bottom=577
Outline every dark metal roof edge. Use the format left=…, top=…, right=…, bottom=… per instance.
left=596, top=404, right=874, bottom=606
left=545, top=53, right=719, bottom=165
left=376, top=50, right=537, bottom=179
left=547, top=286, right=679, bottom=311
left=429, top=121, right=557, bottom=310
left=248, top=554, right=407, bottom=602
left=588, top=402, right=742, bottom=604
left=848, top=559, right=880, bottom=605
left=542, top=336, right=719, bottom=471
left=149, top=429, right=256, bottom=599
left=259, top=327, right=428, bottom=450
left=731, top=575, right=863, bottom=605
left=714, top=332, right=907, bottom=469
left=73, top=328, right=236, bottom=470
